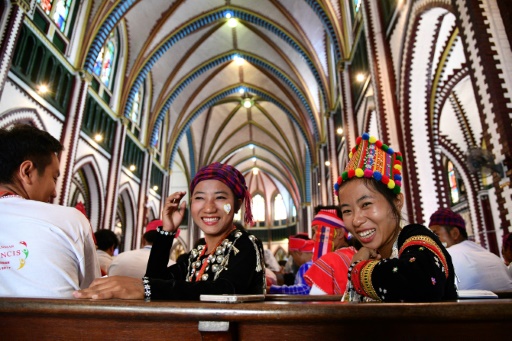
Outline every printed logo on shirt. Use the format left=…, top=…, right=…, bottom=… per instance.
left=0, top=241, right=29, bottom=270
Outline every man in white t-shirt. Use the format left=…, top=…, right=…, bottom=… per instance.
left=0, top=124, right=100, bottom=298
left=429, top=208, right=512, bottom=292
left=94, top=229, right=119, bottom=276
left=108, top=220, right=176, bottom=278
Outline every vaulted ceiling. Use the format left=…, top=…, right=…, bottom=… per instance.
left=82, top=0, right=346, bottom=211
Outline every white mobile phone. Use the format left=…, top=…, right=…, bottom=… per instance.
left=199, top=294, right=265, bottom=303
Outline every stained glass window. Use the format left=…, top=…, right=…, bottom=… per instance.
left=129, top=86, right=143, bottom=127
left=38, top=0, right=53, bottom=15
left=354, top=0, right=362, bottom=13
left=93, top=32, right=116, bottom=88
left=37, top=0, right=73, bottom=33
left=274, top=194, right=287, bottom=220
left=153, top=121, right=163, bottom=151
left=447, top=161, right=460, bottom=204
left=252, top=194, right=265, bottom=223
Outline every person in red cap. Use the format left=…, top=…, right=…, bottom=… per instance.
left=304, top=208, right=359, bottom=295
left=74, top=162, right=265, bottom=300
left=267, top=234, right=314, bottom=295
left=429, top=208, right=512, bottom=291
left=108, top=220, right=177, bottom=279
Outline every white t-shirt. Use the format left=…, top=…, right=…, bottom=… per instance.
left=0, top=196, right=101, bottom=298
left=108, top=246, right=175, bottom=279
left=448, top=240, right=512, bottom=291
left=96, top=249, right=113, bottom=275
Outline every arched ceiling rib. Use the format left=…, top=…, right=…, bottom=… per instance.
left=81, top=0, right=346, bottom=210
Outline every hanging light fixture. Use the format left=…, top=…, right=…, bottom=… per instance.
left=241, top=92, right=254, bottom=108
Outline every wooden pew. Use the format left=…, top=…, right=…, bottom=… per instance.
left=1, top=297, right=511, bottom=340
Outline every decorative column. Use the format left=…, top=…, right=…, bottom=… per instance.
left=318, top=145, right=327, bottom=205
left=57, top=72, right=90, bottom=206
left=360, top=0, right=402, bottom=147
left=326, top=111, right=339, bottom=204
left=339, top=63, right=357, bottom=150
left=134, top=149, right=151, bottom=249
left=102, top=117, right=128, bottom=230
left=453, top=0, right=512, bottom=235
left=0, top=1, right=30, bottom=98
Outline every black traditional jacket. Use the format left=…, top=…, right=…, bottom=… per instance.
left=349, top=224, right=458, bottom=302
left=145, top=227, right=265, bottom=300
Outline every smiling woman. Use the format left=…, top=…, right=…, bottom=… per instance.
left=73, top=162, right=266, bottom=301
left=335, top=133, right=458, bottom=302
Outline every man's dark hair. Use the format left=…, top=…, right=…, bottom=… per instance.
left=94, top=229, right=119, bottom=251
left=143, top=230, right=158, bottom=244
left=444, top=225, right=469, bottom=240
left=0, top=124, right=63, bottom=183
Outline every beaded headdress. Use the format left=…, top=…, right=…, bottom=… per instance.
left=334, top=133, right=403, bottom=196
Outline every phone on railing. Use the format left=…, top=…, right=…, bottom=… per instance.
left=199, top=294, right=266, bottom=303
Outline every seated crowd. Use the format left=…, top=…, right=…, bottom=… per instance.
left=1, top=125, right=511, bottom=301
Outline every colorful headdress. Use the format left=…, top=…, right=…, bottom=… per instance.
left=190, top=162, right=253, bottom=224
left=429, top=208, right=466, bottom=231
left=288, top=235, right=314, bottom=252
left=334, top=133, right=403, bottom=196
left=312, top=209, right=349, bottom=261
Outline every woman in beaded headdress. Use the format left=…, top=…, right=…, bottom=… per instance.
left=335, top=133, right=457, bottom=302
left=74, top=162, right=265, bottom=300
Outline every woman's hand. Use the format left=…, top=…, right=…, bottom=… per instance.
left=73, top=276, right=145, bottom=300
left=162, top=191, right=187, bottom=232
left=351, top=247, right=381, bottom=263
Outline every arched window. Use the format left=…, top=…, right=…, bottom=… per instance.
left=129, top=84, right=144, bottom=138
left=152, top=119, right=166, bottom=164
left=447, top=161, right=460, bottom=204
left=93, top=31, right=117, bottom=89
left=234, top=210, right=241, bottom=223
left=36, top=0, right=77, bottom=37
left=273, top=194, right=287, bottom=221
left=353, top=0, right=362, bottom=13
left=252, top=194, right=265, bottom=224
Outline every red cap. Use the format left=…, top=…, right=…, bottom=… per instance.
left=146, top=219, right=180, bottom=238
left=289, top=237, right=314, bottom=252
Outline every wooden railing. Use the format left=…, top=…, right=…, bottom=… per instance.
left=1, top=296, right=511, bottom=340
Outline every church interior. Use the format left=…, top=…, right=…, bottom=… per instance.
left=0, top=0, right=510, bottom=260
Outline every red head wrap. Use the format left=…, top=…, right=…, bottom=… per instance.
left=289, top=235, right=314, bottom=252
left=190, top=162, right=253, bottom=224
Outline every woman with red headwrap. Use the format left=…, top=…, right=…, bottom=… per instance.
left=74, top=162, right=265, bottom=300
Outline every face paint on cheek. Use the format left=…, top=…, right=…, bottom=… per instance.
left=224, top=204, right=231, bottom=214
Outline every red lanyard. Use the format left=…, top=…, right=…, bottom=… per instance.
left=194, top=226, right=235, bottom=281
left=0, top=191, right=16, bottom=198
